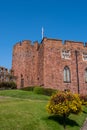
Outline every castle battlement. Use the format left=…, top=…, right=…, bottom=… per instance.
left=13, top=38, right=87, bottom=51
left=64, top=40, right=84, bottom=48
left=42, top=37, right=85, bottom=48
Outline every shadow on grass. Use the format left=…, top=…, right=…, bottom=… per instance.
left=48, top=115, right=79, bottom=127
left=82, top=110, right=87, bottom=114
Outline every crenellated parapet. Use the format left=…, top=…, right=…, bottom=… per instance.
left=64, top=40, right=84, bottom=47
left=13, top=40, right=41, bottom=57
left=42, top=37, right=85, bottom=48
left=13, top=38, right=87, bottom=56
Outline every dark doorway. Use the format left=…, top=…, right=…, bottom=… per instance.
left=20, top=74, right=24, bottom=88
left=21, top=78, right=24, bottom=88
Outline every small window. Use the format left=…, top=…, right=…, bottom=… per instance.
left=85, top=68, right=87, bottom=83
left=62, top=50, right=71, bottom=59
left=64, top=66, right=71, bottom=82
left=83, top=52, right=87, bottom=61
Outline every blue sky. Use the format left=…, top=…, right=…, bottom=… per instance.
left=0, top=0, right=87, bottom=69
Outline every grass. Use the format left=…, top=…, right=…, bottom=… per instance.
left=0, top=90, right=50, bottom=100
left=0, top=90, right=87, bottom=130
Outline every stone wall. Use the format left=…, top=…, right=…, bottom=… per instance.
left=12, top=37, right=87, bottom=94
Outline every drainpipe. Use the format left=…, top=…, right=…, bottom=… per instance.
left=75, top=50, right=80, bottom=94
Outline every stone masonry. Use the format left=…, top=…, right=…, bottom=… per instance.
left=12, top=37, right=87, bottom=95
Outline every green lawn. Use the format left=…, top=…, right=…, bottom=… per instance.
left=0, top=90, right=87, bottom=130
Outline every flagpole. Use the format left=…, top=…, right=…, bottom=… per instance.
left=42, top=27, right=44, bottom=39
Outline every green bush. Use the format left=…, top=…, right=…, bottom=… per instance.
left=9, top=82, right=17, bottom=89
left=33, top=87, right=44, bottom=94
left=21, top=86, right=34, bottom=91
left=0, top=82, right=17, bottom=90
left=42, top=88, right=57, bottom=96
left=34, top=87, right=57, bottom=96
left=21, top=86, right=57, bottom=96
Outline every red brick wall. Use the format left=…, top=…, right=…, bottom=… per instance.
left=12, top=38, right=87, bottom=94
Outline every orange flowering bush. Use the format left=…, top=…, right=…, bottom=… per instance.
left=47, top=91, right=82, bottom=117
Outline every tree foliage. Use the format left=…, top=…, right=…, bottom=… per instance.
left=47, top=91, right=82, bottom=117
left=79, top=94, right=87, bottom=105
left=0, top=81, right=17, bottom=89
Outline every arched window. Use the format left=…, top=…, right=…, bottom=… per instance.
left=85, top=68, right=87, bottom=83
left=64, top=66, right=71, bottom=82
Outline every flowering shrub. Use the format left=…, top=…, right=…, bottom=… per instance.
left=79, top=95, right=87, bottom=105
left=47, top=91, right=82, bottom=117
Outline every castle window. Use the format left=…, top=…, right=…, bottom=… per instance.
left=83, top=52, right=87, bottom=61
left=85, top=68, right=87, bottom=83
left=62, top=50, right=71, bottom=59
left=64, top=66, right=71, bottom=82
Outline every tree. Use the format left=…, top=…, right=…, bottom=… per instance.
left=46, top=91, right=82, bottom=129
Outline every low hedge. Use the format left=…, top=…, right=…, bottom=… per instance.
left=21, top=86, right=34, bottom=91
left=0, top=82, right=17, bottom=90
left=33, top=87, right=57, bottom=96
left=21, top=86, right=57, bottom=96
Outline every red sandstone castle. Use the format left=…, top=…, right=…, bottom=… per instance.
left=12, top=37, right=87, bottom=95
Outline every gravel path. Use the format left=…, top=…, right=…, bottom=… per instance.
left=80, top=118, right=87, bottom=130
